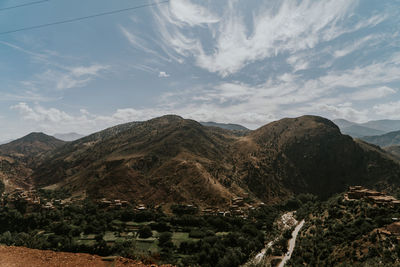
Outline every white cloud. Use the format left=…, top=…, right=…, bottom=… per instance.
left=348, top=86, right=396, bottom=101
left=11, top=102, right=164, bottom=135
left=373, top=101, right=400, bottom=119
left=319, top=62, right=400, bottom=89
left=119, top=26, right=170, bottom=62
left=315, top=103, right=369, bottom=122
left=158, top=71, right=170, bottom=78
left=57, top=64, right=109, bottom=90
left=169, top=0, right=219, bottom=26
left=333, top=35, right=377, bottom=58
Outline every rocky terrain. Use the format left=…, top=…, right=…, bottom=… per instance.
left=0, top=245, right=171, bottom=267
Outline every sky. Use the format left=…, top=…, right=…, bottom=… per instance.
left=1, top=0, right=400, bottom=140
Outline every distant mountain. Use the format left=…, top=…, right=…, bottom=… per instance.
left=361, top=130, right=400, bottom=147
left=341, top=125, right=385, bottom=137
left=333, top=119, right=357, bottom=129
left=333, top=119, right=400, bottom=137
left=360, top=120, right=400, bottom=133
left=28, top=115, right=400, bottom=206
left=53, top=132, right=85, bottom=141
left=200, top=121, right=249, bottom=131
left=333, top=119, right=385, bottom=137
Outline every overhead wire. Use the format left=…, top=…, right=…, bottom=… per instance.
left=0, top=1, right=169, bottom=35
left=0, top=0, right=51, bottom=12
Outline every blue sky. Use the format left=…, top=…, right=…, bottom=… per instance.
left=1, top=0, right=400, bottom=140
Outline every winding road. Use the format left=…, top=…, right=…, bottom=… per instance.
left=278, top=219, right=305, bottom=267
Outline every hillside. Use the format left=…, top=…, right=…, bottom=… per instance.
left=362, top=130, right=400, bottom=147
left=385, top=146, right=400, bottom=159
left=32, top=115, right=241, bottom=206
left=0, top=132, right=65, bottom=160
left=0, top=133, right=65, bottom=191
left=289, top=190, right=400, bottom=266
left=242, top=116, right=400, bottom=199
left=28, top=115, right=400, bottom=206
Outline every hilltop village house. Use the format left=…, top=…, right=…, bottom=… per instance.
left=345, top=186, right=400, bottom=206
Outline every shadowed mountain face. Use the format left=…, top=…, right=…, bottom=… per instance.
left=28, top=115, right=400, bottom=206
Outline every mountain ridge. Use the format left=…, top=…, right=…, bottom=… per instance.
left=23, top=115, right=400, bottom=207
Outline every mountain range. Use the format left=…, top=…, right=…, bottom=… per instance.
left=1, top=115, right=400, bottom=207
left=333, top=119, right=400, bottom=138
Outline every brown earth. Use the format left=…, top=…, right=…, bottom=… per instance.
left=0, top=245, right=171, bottom=267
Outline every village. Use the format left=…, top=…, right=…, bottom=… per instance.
left=0, top=187, right=262, bottom=220
left=0, top=188, right=149, bottom=213
left=345, top=185, right=400, bottom=206
left=344, top=186, right=400, bottom=240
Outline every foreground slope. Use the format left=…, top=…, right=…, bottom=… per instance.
left=30, top=115, right=400, bottom=205
left=0, top=246, right=168, bottom=267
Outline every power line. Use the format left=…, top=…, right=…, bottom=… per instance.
left=0, top=1, right=169, bottom=35
left=0, top=0, right=50, bottom=12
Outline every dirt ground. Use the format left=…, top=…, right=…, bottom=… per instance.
left=0, top=245, right=170, bottom=267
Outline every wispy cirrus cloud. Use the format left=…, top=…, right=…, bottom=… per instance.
left=150, top=0, right=387, bottom=77
left=23, top=64, right=109, bottom=91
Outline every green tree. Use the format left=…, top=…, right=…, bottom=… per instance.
left=138, top=225, right=153, bottom=238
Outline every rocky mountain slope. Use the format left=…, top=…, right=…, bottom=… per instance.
left=385, top=146, right=400, bottom=159
left=0, top=133, right=65, bottom=191
left=25, top=115, right=400, bottom=207
left=0, top=132, right=65, bottom=161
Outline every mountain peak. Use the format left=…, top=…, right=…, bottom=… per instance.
left=0, top=132, right=65, bottom=158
